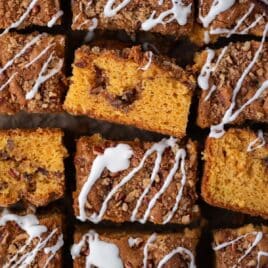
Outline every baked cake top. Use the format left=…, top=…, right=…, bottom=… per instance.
left=195, top=25, right=268, bottom=137
left=72, top=0, right=194, bottom=38
left=0, top=0, right=63, bottom=33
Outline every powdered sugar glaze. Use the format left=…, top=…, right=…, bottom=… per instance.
left=77, top=137, right=190, bottom=224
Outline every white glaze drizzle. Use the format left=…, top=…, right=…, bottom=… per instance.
left=142, top=42, right=160, bottom=54
left=247, top=130, right=266, bottom=152
left=43, top=234, right=64, bottom=268
left=143, top=233, right=157, bottom=268
left=47, top=10, right=64, bottom=28
left=144, top=233, right=196, bottom=268
left=209, top=3, right=265, bottom=38
left=213, top=231, right=263, bottom=268
left=128, top=237, right=140, bottom=248
left=0, top=37, right=60, bottom=98
left=77, top=144, right=134, bottom=222
left=104, top=0, right=132, bottom=17
left=25, top=51, right=64, bottom=100
left=130, top=138, right=177, bottom=223
left=257, top=251, right=268, bottom=268
left=260, top=0, right=268, bottom=4
left=199, top=0, right=235, bottom=28
left=197, top=48, right=215, bottom=90
left=209, top=24, right=268, bottom=138
left=141, top=0, right=192, bottom=31
left=0, top=34, right=43, bottom=75
left=198, top=46, right=228, bottom=92
left=78, top=137, right=189, bottom=224
left=90, top=138, right=177, bottom=224
left=25, top=42, right=55, bottom=68
left=0, top=73, right=17, bottom=92
left=139, top=51, right=153, bottom=71
left=0, top=209, right=63, bottom=268
left=0, top=0, right=39, bottom=36
left=71, top=230, right=123, bottom=268
left=157, top=246, right=196, bottom=268
left=73, top=1, right=93, bottom=25
left=72, top=230, right=196, bottom=268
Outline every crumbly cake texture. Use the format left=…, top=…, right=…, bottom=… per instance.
left=64, top=45, right=195, bottom=138
left=192, top=0, right=267, bottom=45
left=0, top=32, right=67, bottom=115
left=73, top=134, right=200, bottom=225
left=0, top=0, right=62, bottom=30
left=202, top=128, right=268, bottom=219
left=71, top=0, right=194, bottom=38
left=0, top=128, right=68, bottom=207
left=195, top=40, right=268, bottom=133
left=0, top=209, right=64, bottom=267
left=71, top=228, right=200, bottom=268
left=213, top=224, right=268, bottom=268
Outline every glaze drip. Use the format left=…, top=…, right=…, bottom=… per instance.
left=0, top=209, right=63, bottom=268
left=78, top=137, right=189, bottom=224
left=214, top=231, right=265, bottom=268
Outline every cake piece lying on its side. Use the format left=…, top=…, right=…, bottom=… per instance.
left=71, top=0, right=194, bottom=38
left=64, top=45, right=195, bottom=137
left=213, top=224, right=268, bottom=268
left=193, top=0, right=267, bottom=45
left=0, top=209, right=64, bottom=267
left=195, top=40, right=268, bottom=138
left=202, top=128, right=268, bottom=219
left=73, top=134, right=200, bottom=225
left=71, top=228, right=200, bottom=268
left=0, top=32, right=67, bottom=115
left=0, top=0, right=63, bottom=32
left=0, top=128, right=68, bottom=207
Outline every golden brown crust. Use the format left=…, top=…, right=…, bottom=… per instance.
left=73, top=134, right=200, bottom=225
left=72, top=227, right=200, bottom=268
left=0, top=211, right=63, bottom=268
left=0, top=128, right=68, bottom=207
left=0, top=32, right=67, bottom=115
left=64, top=44, right=195, bottom=138
left=72, top=0, right=194, bottom=38
left=195, top=41, right=268, bottom=128
left=201, top=128, right=268, bottom=219
left=213, top=224, right=268, bottom=267
left=0, top=0, right=62, bottom=29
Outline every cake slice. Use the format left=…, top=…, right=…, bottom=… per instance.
left=0, top=0, right=63, bottom=32
left=0, top=209, right=64, bottom=267
left=195, top=39, right=268, bottom=138
left=73, top=134, right=200, bottom=225
left=202, top=128, right=268, bottom=219
left=64, top=45, right=195, bottom=137
left=71, top=228, right=200, bottom=268
left=0, top=128, right=68, bottom=207
left=193, top=0, right=267, bottom=45
left=71, top=0, right=194, bottom=38
left=0, top=32, right=67, bottom=115
left=213, top=224, right=268, bottom=268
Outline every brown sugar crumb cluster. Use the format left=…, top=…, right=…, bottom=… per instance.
left=213, top=225, right=268, bottom=268
left=195, top=41, right=268, bottom=128
left=72, top=228, right=200, bottom=268
left=71, top=0, right=194, bottom=38
left=0, top=32, right=67, bottom=115
left=0, top=128, right=68, bottom=207
left=0, top=0, right=62, bottom=29
left=73, top=134, right=200, bottom=225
